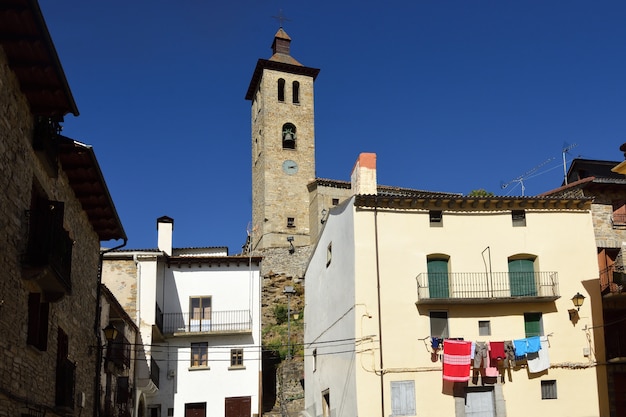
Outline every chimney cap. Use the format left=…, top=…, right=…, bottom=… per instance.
left=156, top=216, right=174, bottom=229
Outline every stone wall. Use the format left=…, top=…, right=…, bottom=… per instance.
left=0, top=47, right=102, bottom=417
left=256, top=246, right=311, bottom=416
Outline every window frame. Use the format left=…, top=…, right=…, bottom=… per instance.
left=190, top=342, right=209, bottom=368
left=390, top=380, right=416, bottom=416
left=277, top=78, right=285, bottom=102
left=230, top=348, right=244, bottom=368
left=512, top=210, right=526, bottom=227
left=429, top=311, right=449, bottom=339
left=478, top=320, right=491, bottom=336
left=541, top=380, right=557, bottom=399
left=429, top=210, right=443, bottom=226
left=292, top=81, right=300, bottom=104
left=524, top=312, right=544, bottom=337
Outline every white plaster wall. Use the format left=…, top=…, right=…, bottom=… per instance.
left=304, top=199, right=358, bottom=417
left=159, top=263, right=261, bottom=417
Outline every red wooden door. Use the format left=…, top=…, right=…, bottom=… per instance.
left=225, top=396, right=251, bottom=417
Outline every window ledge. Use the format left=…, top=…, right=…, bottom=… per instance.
left=188, top=366, right=210, bottom=371
left=228, top=365, right=246, bottom=371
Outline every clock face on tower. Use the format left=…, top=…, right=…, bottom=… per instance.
left=282, top=159, right=299, bottom=175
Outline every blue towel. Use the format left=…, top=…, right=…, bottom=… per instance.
left=526, top=336, right=541, bottom=353
left=513, top=338, right=527, bottom=356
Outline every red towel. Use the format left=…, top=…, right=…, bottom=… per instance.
left=489, top=341, right=505, bottom=361
left=442, top=340, right=472, bottom=382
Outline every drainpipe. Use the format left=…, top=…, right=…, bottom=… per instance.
left=373, top=198, right=386, bottom=417
left=94, top=238, right=128, bottom=417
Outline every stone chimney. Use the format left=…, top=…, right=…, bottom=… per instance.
left=157, top=216, right=174, bottom=256
left=351, top=153, right=377, bottom=195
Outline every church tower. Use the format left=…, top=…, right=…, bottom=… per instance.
left=245, top=28, right=320, bottom=251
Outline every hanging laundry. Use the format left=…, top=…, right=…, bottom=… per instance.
left=503, top=340, right=516, bottom=368
left=470, top=341, right=476, bottom=360
left=442, top=339, right=472, bottom=382
left=526, top=336, right=541, bottom=354
left=431, top=337, right=443, bottom=350
left=527, top=336, right=550, bottom=373
left=513, top=338, right=528, bottom=357
left=474, top=342, right=488, bottom=368
left=489, top=341, right=505, bottom=361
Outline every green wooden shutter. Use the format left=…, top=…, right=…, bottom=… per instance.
left=509, top=259, right=537, bottom=297
left=524, top=313, right=542, bottom=337
left=428, top=259, right=449, bottom=298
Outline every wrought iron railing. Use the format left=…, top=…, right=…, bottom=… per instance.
left=416, top=271, right=559, bottom=301
left=150, top=357, right=160, bottom=389
left=155, top=303, right=164, bottom=333
left=162, top=310, right=252, bottom=334
left=107, top=337, right=131, bottom=369
left=21, top=201, right=72, bottom=294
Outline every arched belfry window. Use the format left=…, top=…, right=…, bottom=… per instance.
left=292, top=81, right=300, bottom=104
left=282, top=123, right=296, bottom=149
left=278, top=78, right=285, bottom=102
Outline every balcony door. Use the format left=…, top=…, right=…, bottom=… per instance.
left=508, top=259, right=536, bottom=297
left=189, top=296, right=211, bottom=332
left=428, top=258, right=449, bottom=298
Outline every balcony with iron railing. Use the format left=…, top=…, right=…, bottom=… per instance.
left=150, top=357, right=160, bottom=389
left=162, top=310, right=252, bottom=335
left=21, top=201, right=73, bottom=302
left=416, top=271, right=559, bottom=304
left=107, top=337, right=131, bottom=370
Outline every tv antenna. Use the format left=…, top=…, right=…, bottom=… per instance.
left=501, top=157, right=555, bottom=196
left=561, top=142, right=578, bottom=185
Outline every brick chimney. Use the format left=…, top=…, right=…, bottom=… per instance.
left=351, top=153, right=377, bottom=195
left=157, top=216, right=174, bottom=256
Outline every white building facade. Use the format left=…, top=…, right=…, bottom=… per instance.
left=103, top=217, right=262, bottom=417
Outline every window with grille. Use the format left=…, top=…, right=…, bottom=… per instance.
left=541, top=380, right=557, bottom=399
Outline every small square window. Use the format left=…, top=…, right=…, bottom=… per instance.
left=541, top=380, right=557, bottom=399
left=167, top=409, right=174, bottom=417
left=512, top=210, right=526, bottom=227
left=478, top=320, right=491, bottom=336
left=429, top=210, right=443, bottom=227
left=332, top=198, right=339, bottom=206
left=287, top=217, right=295, bottom=228
left=230, top=348, right=244, bottom=367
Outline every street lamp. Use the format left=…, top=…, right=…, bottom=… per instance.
left=283, top=286, right=296, bottom=359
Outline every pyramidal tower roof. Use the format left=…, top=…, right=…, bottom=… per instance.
left=245, top=28, right=320, bottom=100
left=269, top=27, right=302, bottom=66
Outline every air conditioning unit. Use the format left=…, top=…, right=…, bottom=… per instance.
left=167, top=369, right=176, bottom=379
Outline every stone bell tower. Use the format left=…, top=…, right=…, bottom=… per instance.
left=245, top=28, right=320, bottom=251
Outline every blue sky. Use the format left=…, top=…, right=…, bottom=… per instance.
left=39, top=1, right=626, bottom=252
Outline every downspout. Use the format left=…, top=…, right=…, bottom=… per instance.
left=373, top=197, right=386, bottom=417
left=94, top=238, right=128, bottom=417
